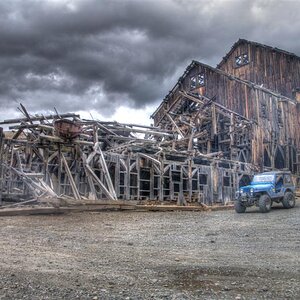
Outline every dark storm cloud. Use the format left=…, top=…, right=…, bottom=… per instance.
left=0, top=0, right=299, bottom=117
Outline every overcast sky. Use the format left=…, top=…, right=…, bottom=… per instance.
left=0, top=0, right=299, bottom=125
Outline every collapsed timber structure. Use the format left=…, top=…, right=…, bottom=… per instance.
left=0, top=105, right=254, bottom=206
left=0, top=39, right=300, bottom=206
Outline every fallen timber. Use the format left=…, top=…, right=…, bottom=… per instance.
left=0, top=202, right=235, bottom=217
left=0, top=104, right=260, bottom=209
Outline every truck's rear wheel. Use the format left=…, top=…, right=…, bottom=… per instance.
left=282, top=192, right=295, bottom=209
left=234, top=201, right=246, bottom=213
left=258, top=194, right=271, bottom=213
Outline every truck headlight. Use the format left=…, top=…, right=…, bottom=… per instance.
left=250, top=188, right=254, bottom=195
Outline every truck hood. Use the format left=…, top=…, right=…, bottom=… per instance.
left=240, top=183, right=273, bottom=193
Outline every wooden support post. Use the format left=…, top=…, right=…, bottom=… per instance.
left=166, top=113, right=184, bottom=138
left=115, top=157, right=120, bottom=198
left=94, top=143, right=117, bottom=200
left=188, top=160, right=193, bottom=203
left=85, top=164, right=117, bottom=201
left=150, top=163, right=154, bottom=200
left=229, top=113, right=234, bottom=160
left=126, top=156, right=130, bottom=200
left=61, top=154, right=81, bottom=200
left=159, top=157, right=164, bottom=201
left=81, top=152, right=97, bottom=200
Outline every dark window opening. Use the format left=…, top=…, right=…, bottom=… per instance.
left=140, top=181, right=150, bottom=191
left=223, top=176, right=231, bottom=187
left=192, top=180, right=197, bottom=190
left=238, top=150, right=246, bottom=163
left=274, top=147, right=285, bottom=169
left=140, top=168, right=150, bottom=180
left=120, top=173, right=125, bottom=185
left=199, top=174, right=207, bottom=185
left=235, top=53, right=249, bottom=67
left=163, top=177, right=170, bottom=186
left=174, top=183, right=180, bottom=192
left=219, top=162, right=230, bottom=169
left=264, top=148, right=271, bottom=167
left=95, top=170, right=101, bottom=179
left=154, top=176, right=159, bottom=188
left=172, top=171, right=181, bottom=182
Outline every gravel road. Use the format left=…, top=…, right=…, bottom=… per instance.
left=0, top=203, right=299, bottom=299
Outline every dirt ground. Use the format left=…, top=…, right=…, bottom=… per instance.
left=0, top=203, right=299, bottom=300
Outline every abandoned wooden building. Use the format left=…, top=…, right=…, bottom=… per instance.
left=0, top=39, right=299, bottom=206
left=152, top=39, right=300, bottom=175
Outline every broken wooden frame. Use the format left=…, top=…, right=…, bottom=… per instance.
left=0, top=106, right=260, bottom=206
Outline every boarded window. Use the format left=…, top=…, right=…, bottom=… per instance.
left=235, top=53, right=249, bottom=67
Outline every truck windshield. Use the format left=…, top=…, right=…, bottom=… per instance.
left=252, top=175, right=274, bottom=184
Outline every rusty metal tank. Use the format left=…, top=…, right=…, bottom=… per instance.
left=54, top=119, right=82, bottom=139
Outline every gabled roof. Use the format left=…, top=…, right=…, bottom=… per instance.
left=217, top=38, right=300, bottom=69
left=151, top=59, right=296, bottom=119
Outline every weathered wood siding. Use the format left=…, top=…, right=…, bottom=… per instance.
left=152, top=61, right=300, bottom=172
left=218, top=40, right=300, bottom=99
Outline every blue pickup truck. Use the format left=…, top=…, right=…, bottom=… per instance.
left=235, top=171, right=296, bottom=213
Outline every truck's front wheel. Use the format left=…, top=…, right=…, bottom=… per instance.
left=234, top=201, right=246, bottom=213
left=258, top=194, right=272, bottom=213
left=282, top=192, right=295, bottom=209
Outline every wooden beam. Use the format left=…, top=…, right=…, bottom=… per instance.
left=61, top=154, right=81, bottom=200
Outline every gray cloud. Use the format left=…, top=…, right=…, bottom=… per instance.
left=0, top=0, right=299, bottom=118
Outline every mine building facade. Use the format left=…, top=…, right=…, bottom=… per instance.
left=152, top=39, right=300, bottom=190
